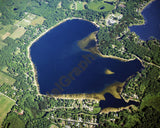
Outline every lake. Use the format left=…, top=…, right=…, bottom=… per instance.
left=100, top=93, right=139, bottom=109
left=30, top=19, right=142, bottom=95
left=129, top=0, right=160, bottom=40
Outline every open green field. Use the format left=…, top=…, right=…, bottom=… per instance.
left=0, top=71, right=16, bottom=85
left=57, top=1, right=62, bottom=8
left=0, top=94, right=15, bottom=126
left=16, top=19, right=31, bottom=27
left=1, top=66, right=8, bottom=73
left=0, top=40, right=7, bottom=50
left=0, top=25, right=18, bottom=39
left=15, top=13, right=36, bottom=27
left=88, top=1, right=115, bottom=12
left=77, top=2, right=84, bottom=10
left=31, top=16, right=45, bottom=26
left=9, top=27, right=26, bottom=39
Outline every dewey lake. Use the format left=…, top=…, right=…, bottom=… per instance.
left=30, top=19, right=142, bottom=96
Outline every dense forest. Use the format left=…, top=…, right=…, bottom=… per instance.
left=0, top=0, right=160, bottom=127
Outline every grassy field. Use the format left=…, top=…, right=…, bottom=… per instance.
left=0, top=94, right=15, bottom=126
left=0, top=25, right=18, bottom=39
left=31, top=16, right=45, bottom=26
left=77, top=2, right=84, bottom=10
left=57, top=1, right=62, bottom=8
left=0, top=13, right=45, bottom=41
left=88, top=1, right=115, bottom=12
left=9, top=27, right=26, bottom=39
left=0, top=40, right=7, bottom=50
left=1, top=32, right=10, bottom=40
left=1, top=66, right=8, bottom=73
left=15, top=13, right=36, bottom=27
left=0, top=71, right=16, bottom=85
left=70, top=2, right=86, bottom=10
left=16, top=19, right=31, bottom=27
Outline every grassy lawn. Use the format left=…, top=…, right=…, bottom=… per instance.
left=31, top=16, right=45, bottom=26
left=0, top=71, right=16, bottom=86
left=0, top=40, right=7, bottom=50
left=77, top=2, right=84, bottom=10
left=0, top=94, right=15, bottom=126
left=88, top=1, right=115, bottom=12
left=9, top=27, right=26, bottom=39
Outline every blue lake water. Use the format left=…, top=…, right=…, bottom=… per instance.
left=30, top=19, right=143, bottom=95
left=129, top=0, right=160, bottom=40
left=100, top=93, right=139, bottom=109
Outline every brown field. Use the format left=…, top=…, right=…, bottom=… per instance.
left=31, top=17, right=45, bottom=26
left=10, top=27, right=26, bottom=39
left=1, top=32, right=10, bottom=40
left=0, top=71, right=16, bottom=85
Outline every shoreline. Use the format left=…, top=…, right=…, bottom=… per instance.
left=49, top=82, right=125, bottom=102
left=27, top=17, right=143, bottom=113
left=28, top=17, right=100, bottom=95
left=129, top=0, right=155, bottom=27
left=28, top=17, right=142, bottom=102
left=77, top=30, right=138, bottom=62
left=140, top=0, right=155, bottom=13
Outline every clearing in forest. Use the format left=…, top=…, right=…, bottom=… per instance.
left=77, top=1, right=84, bottom=10
left=88, top=1, right=115, bottom=12
left=0, top=24, right=17, bottom=40
left=0, top=71, right=16, bottom=86
left=9, top=27, right=26, bottom=39
left=70, top=1, right=86, bottom=10
left=31, top=16, right=45, bottom=26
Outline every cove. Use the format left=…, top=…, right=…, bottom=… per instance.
left=129, top=0, right=160, bottom=40
left=100, top=93, right=139, bottom=109
left=30, top=19, right=143, bottom=95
